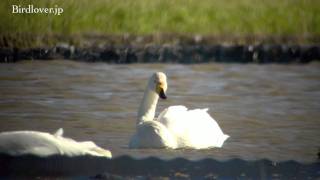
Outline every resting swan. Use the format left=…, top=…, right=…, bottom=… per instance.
left=129, top=72, right=229, bottom=149
left=0, top=128, right=112, bottom=158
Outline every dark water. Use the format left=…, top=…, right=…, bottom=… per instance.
left=1, top=154, right=319, bottom=179
left=0, top=60, right=320, bottom=163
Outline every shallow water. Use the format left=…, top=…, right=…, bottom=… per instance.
left=0, top=60, right=319, bottom=163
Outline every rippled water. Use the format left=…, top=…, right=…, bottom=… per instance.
left=0, top=60, right=319, bottom=163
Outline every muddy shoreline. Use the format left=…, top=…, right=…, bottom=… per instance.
left=1, top=43, right=320, bottom=63
left=0, top=34, right=319, bottom=63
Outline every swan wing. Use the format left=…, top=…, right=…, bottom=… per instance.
left=158, top=106, right=229, bottom=149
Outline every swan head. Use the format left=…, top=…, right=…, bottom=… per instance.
left=150, top=72, right=167, bottom=99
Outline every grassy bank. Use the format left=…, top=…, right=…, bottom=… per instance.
left=0, top=0, right=319, bottom=47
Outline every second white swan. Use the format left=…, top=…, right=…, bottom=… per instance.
left=129, top=72, right=229, bottom=149
left=0, top=128, right=112, bottom=158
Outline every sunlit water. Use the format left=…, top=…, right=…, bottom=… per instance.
left=0, top=60, right=319, bottom=163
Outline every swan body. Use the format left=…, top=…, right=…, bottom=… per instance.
left=129, top=72, right=229, bottom=149
left=129, top=121, right=177, bottom=148
left=0, top=128, right=112, bottom=158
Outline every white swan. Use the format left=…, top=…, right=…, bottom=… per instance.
left=0, top=128, right=112, bottom=158
left=129, top=72, right=229, bottom=149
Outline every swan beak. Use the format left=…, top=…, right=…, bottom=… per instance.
left=159, top=89, right=167, bottom=99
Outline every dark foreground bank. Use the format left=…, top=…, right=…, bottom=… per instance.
left=1, top=44, right=320, bottom=63
left=0, top=154, right=319, bottom=179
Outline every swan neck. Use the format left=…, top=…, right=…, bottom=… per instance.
left=137, top=86, right=159, bottom=125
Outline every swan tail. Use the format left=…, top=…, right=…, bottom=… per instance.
left=54, top=128, right=64, bottom=137
left=215, top=134, right=230, bottom=148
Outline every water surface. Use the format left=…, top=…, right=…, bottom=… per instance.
left=0, top=60, right=319, bottom=163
